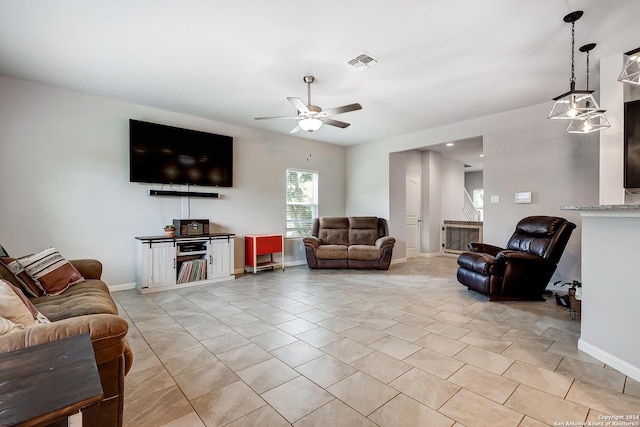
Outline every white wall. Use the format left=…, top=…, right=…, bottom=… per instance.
left=422, top=151, right=442, bottom=254
left=440, top=156, right=466, bottom=222
left=346, top=142, right=391, bottom=219
left=599, top=54, right=627, bottom=205
left=0, top=76, right=346, bottom=286
left=388, top=152, right=407, bottom=260
left=579, top=212, right=640, bottom=382
left=347, top=102, right=600, bottom=281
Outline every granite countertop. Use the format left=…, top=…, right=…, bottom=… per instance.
left=561, top=203, right=640, bottom=210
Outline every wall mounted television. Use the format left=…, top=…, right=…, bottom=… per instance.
left=129, top=119, right=233, bottom=187
left=624, top=99, right=640, bottom=190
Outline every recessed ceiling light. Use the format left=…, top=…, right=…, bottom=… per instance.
left=446, top=143, right=454, bottom=147
left=480, top=154, right=484, bottom=157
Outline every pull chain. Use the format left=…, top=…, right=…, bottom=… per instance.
left=586, top=50, right=590, bottom=90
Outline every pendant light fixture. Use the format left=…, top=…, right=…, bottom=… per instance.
left=618, top=47, right=640, bottom=85
left=548, top=11, right=600, bottom=120
left=567, top=43, right=611, bottom=134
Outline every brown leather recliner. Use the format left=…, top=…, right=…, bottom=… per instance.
left=456, top=216, right=576, bottom=301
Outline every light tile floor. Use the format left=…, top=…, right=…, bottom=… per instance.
left=115, top=256, right=640, bottom=427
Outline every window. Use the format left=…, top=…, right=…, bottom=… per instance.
left=286, top=169, right=318, bottom=237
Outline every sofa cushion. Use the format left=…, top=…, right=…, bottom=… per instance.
left=315, top=244, right=348, bottom=260
left=348, top=217, right=379, bottom=245
left=318, top=217, right=349, bottom=246
left=30, top=279, right=118, bottom=321
left=348, top=245, right=381, bottom=261
left=16, top=247, right=84, bottom=295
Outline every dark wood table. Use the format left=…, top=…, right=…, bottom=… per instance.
left=0, top=333, right=103, bottom=427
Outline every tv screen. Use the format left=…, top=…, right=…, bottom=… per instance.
left=129, top=120, right=233, bottom=187
left=624, top=100, right=640, bottom=189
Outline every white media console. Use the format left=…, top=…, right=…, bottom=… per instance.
left=135, top=233, right=235, bottom=294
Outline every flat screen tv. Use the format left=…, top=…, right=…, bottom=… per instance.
left=624, top=99, right=640, bottom=189
left=129, top=120, right=233, bottom=187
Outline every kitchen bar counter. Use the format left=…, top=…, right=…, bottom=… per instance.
left=560, top=205, right=640, bottom=381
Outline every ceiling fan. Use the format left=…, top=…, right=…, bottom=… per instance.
left=255, top=76, right=362, bottom=133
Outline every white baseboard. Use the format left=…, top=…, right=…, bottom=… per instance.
left=286, top=260, right=308, bottom=267
left=420, top=252, right=446, bottom=258
left=578, top=338, right=640, bottom=382
left=439, top=252, right=459, bottom=258
left=391, top=258, right=407, bottom=265
left=109, top=282, right=136, bottom=292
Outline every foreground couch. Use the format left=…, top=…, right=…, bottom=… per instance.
left=456, top=216, right=576, bottom=301
left=304, top=216, right=395, bottom=269
left=0, top=254, right=133, bottom=427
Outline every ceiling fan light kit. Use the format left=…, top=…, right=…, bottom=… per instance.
left=619, top=47, right=640, bottom=85
left=254, top=75, right=362, bottom=134
left=299, top=118, right=323, bottom=132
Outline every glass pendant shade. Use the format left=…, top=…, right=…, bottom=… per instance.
left=618, top=47, right=640, bottom=85
left=298, top=118, right=322, bottom=132
left=567, top=110, right=611, bottom=133
left=548, top=84, right=600, bottom=119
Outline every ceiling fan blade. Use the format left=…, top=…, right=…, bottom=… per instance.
left=289, top=124, right=301, bottom=133
left=321, top=118, right=350, bottom=128
left=316, top=103, right=362, bottom=118
left=254, top=116, right=299, bottom=120
left=287, top=97, right=310, bottom=114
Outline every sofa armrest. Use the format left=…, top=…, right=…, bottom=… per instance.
left=0, top=313, right=128, bottom=366
left=303, top=236, right=321, bottom=249
left=375, top=236, right=396, bottom=250
left=457, top=251, right=501, bottom=275
left=468, top=243, right=503, bottom=256
left=70, top=259, right=103, bottom=279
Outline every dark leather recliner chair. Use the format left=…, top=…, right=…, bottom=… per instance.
left=456, top=216, right=576, bottom=301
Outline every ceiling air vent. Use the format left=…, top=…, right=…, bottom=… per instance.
left=346, top=52, right=379, bottom=70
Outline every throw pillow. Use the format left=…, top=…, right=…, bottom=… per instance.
left=0, top=316, right=24, bottom=336
left=16, top=248, right=84, bottom=295
left=0, top=279, right=51, bottom=327
left=0, top=256, right=44, bottom=297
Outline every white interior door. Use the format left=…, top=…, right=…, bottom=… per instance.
left=406, top=174, right=421, bottom=258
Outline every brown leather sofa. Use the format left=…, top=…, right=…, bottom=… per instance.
left=0, top=257, right=133, bottom=427
left=456, top=216, right=576, bottom=301
left=303, top=216, right=395, bottom=269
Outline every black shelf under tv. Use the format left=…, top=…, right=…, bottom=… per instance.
left=149, top=190, right=219, bottom=198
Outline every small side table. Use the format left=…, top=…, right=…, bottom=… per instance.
left=0, top=333, right=104, bottom=427
left=245, top=234, right=285, bottom=273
